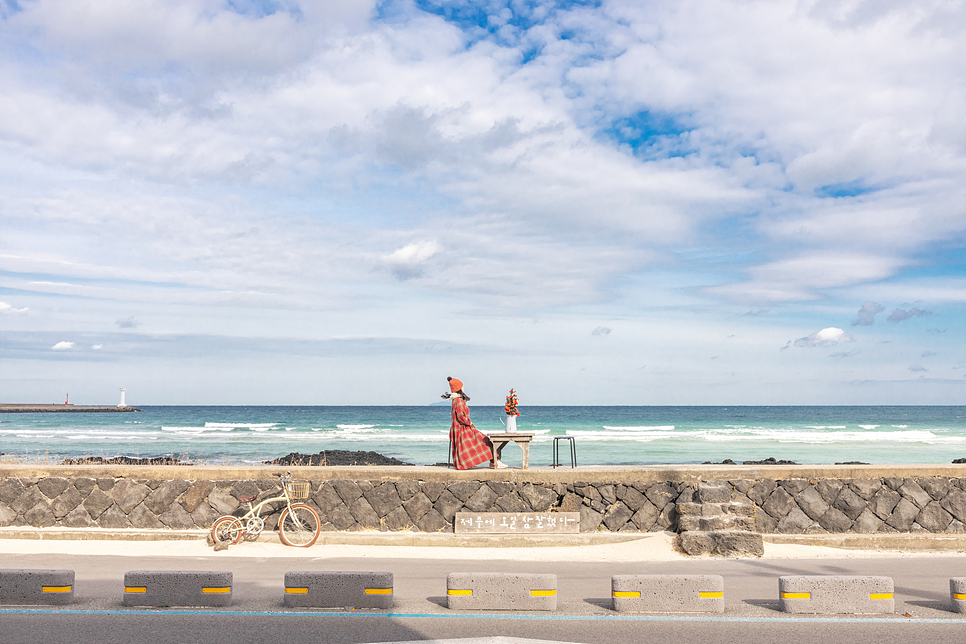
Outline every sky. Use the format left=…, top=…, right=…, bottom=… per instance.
left=2, top=0, right=966, bottom=406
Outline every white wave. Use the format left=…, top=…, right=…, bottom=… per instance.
left=334, top=425, right=388, bottom=434
left=894, top=425, right=909, bottom=428
left=162, top=426, right=215, bottom=434
left=859, top=425, right=879, bottom=429
left=5, top=428, right=156, bottom=441
left=601, top=425, right=675, bottom=431
left=561, top=426, right=966, bottom=445
left=66, top=433, right=156, bottom=441
left=319, top=431, right=447, bottom=442
left=804, top=426, right=847, bottom=430
left=566, top=429, right=688, bottom=442
left=204, top=422, right=277, bottom=429
left=391, top=433, right=450, bottom=442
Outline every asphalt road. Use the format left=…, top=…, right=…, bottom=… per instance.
left=2, top=551, right=966, bottom=644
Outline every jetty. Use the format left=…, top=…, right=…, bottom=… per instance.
left=0, top=404, right=141, bottom=413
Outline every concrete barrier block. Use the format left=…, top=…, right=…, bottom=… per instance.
left=612, top=574, right=723, bottom=613
left=951, top=578, right=966, bottom=614
left=0, top=569, right=74, bottom=606
left=779, top=576, right=893, bottom=614
left=123, top=571, right=232, bottom=607
left=447, top=573, right=556, bottom=611
left=283, top=571, right=393, bottom=609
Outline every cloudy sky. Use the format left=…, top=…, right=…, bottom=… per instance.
left=2, top=0, right=965, bottom=405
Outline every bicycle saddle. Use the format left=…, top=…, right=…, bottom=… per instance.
left=237, top=494, right=257, bottom=503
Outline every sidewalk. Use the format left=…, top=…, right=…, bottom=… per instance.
left=2, top=529, right=964, bottom=562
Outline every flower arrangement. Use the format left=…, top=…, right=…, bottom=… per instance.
left=504, top=389, right=520, bottom=416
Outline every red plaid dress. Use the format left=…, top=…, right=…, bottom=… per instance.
left=450, top=397, right=494, bottom=470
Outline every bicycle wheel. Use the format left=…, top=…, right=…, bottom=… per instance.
left=211, top=515, right=244, bottom=546
left=277, top=504, right=321, bottom=547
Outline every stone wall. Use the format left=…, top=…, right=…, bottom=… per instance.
left=2, top=468, right=966, bottom=539
left=726, top=476, right=966, bottom=534
left=0, top=476, right=681, bottom=534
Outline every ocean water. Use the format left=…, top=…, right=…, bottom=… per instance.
left=2, top=406, right=966, bottom=466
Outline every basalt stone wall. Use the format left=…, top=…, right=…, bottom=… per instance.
left=0, top=476, right=682, bottom=534
left=720, top=476, right=966, bottom=534
left=2, top=472, right=966, bottom=535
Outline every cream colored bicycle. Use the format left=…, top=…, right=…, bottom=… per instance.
left=210, top=472, right=321, bottom=548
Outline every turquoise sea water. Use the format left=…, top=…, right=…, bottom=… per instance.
left=2, top=406, right=966, bottom=466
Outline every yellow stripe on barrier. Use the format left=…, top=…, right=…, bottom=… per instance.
left=869, top=593, right=893, bottom=600
left=285, top=587, right=309, bottom=594
left=202, top=587, right=231, bottom=594
left=125, top=587, right=147, bottom=593
left=530, top=590, right=556, bottom=597
left=612, top=591, right=640, bottom=598
left=781, top=592, right=810, bottom=599
left=954, top=593, right=966, bottom=600
left=41, top=586, right=72, bottom=593
left=364, top=588, right=392, bottom=595
left=699, top=591, right=723, bottom=599
left=448, top=589, right=472, bottom=596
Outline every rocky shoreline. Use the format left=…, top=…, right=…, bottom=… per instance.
left=265, top=451, right=412, bottom=467
left=10, top=452, right=966, bottom=467
left=36, top=451, right=413, bottom=467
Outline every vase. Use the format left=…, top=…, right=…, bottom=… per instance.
left=505, top=415, right=517, bottom=432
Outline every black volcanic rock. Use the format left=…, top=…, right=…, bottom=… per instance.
left=265, top=450, right=411, bottom=466
left=61, top=455, right=189, bottom=466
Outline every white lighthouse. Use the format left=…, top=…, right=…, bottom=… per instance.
left=118, top=388, right=127, bottom=407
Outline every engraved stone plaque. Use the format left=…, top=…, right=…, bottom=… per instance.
left=454, top=512, right=580, bottom=534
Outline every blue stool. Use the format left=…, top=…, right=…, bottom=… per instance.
left=552, top=436, right=576, bottom=468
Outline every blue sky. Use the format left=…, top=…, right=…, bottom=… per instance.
left=2, top=0, right=965, bottom=405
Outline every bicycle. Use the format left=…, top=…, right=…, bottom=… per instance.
left=210, top=472, right=321, bottom=548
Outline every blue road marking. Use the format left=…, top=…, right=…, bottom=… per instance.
left=1, top=608, right=966, bottom=623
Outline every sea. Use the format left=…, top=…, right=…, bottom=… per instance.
left=2, top=406, right=966, bottom=467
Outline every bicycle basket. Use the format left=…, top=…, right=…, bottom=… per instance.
left=285, top=480, right=310, bottom=500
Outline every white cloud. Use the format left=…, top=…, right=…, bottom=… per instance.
left=706, top=253, right=903, bottom=303
left=51, top=341, right=75, bottom=350
left=0, top=301, right=28, bottom=315
left=386, top=240, right=440, bottom=280
left=888, top=307, right=931, bottom=322
left=592, top=326, right=612, bottom=336
left=92, top=344, right=103, bottom=349
left=852, top=301, right=884, bottom=326
left=1, top=0, right=965, bottom=403
left=786, top=327, right=855, bottom=349
left=829, top=349, right=859, bottom=358
left=116, top=315, right=141, bottom=329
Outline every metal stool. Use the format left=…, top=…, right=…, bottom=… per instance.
left=552, top=436, right=576, bottom=468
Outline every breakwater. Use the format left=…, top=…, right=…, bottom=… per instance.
left=0, top=404, right=141, bottom=413
left=2, top=465, right=966, bottom=555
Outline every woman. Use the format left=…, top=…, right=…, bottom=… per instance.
left=445, top=376, right=507, bottom=469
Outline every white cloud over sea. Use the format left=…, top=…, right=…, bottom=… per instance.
left=1, top=0, right=965, bottom=404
